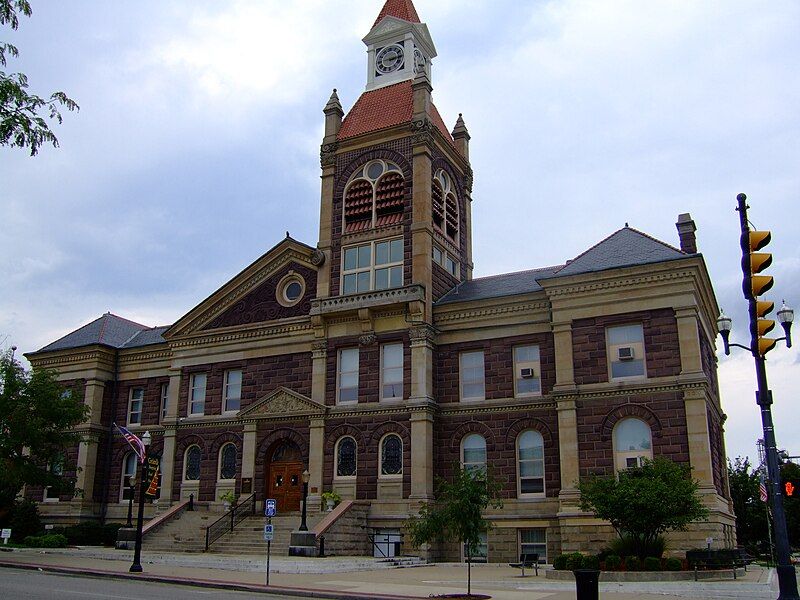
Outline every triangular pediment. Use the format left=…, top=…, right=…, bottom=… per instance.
left=363, top=18, right=436, bottom=58
left=238, top=387, right=326, bottom=419
left=164, top=237, right=319, bottom=338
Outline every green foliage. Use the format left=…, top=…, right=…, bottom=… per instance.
left=23, top=533, right=67, bottom=548
left=608, top=535, right=666, bottom=561
left=0, top=350, right=89, bottom=515
left=625, top=556, right=642, bottom=571
left=8, top=498, right=40, bottom=541
left=583, top=555, right=600, bottom=571
left=578, top=458, right=708, bottom=560
left=406, top=466, right=502, bottom=596
left=727, top=457, right=770, bottom=555
left=665, top=557, right=683, bottom=571
left=604, top=554, right=622, bottom=570
left=0, top=0, right=78, bottom=155
left=643, top=556, right=661, bottom=571
left=553, top=554, right=569, bottom=570
left=51, top=521, right=123, bottom=546
left=564, top=552, right=584, bottom=570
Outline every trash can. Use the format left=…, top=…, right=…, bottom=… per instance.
left=573, top=569, right=600, bottom=600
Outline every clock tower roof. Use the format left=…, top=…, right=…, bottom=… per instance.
left=373, top=0, right=421, bottom=28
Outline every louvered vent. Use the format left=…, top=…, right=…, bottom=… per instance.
left=344, top=179, right=373, bottom=233
left=375, top=172, right=404, bottom=227
left=445, top=193, right=458, bottom=240
left=432, top=180, right=444, bottom=230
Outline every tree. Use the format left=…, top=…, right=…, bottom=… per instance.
left=1, top=0, right=78, bottom=156
left=727, top=456, right=770, bottom=554
left=0, top=349, right=88, bottom=519
left=406, top=467, right=503, bottom=598
left=578, top=458, right=709, bottom=559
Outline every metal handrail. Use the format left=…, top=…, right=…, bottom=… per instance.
left=369, top=531, right=403, bottom=558
left=204, top=493, right=256, bottom=551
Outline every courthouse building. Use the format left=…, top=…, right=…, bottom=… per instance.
left=26, top=0, right=735, bottom=562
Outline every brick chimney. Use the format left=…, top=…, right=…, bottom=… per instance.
left=676, top=213, right=697, bottom=254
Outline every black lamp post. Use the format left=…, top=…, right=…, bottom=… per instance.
left=716, top=193, right=798, bottom=600
left=129, top=430, right=151, bottom=574
left=299, top=469, right=310, bottom=532
left=125, top=476, right=136, bottom=528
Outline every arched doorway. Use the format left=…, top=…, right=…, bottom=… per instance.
left=266, top=440, right=304, bottom=513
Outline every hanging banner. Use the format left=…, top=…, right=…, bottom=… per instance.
left=145, top=456, right=160, bottom=497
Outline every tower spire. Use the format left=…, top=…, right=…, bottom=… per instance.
left=373, top=0, right=421, bottom=28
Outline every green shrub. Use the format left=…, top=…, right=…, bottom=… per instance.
left=23, top=534, right=67, bottom=548
left=565, top=553, right=585, bottom=571
left=553, top=554, right=569, bottom=570
left=665, top=557, right=682, bottom=571
left=9, top=499, right=42, bottom=542
left=604, top=554, right=622, bottom=570
left=102, top=523, right=123, bottom=546
left=643, top=557, right=661, bottom=571
left=609, top=535, right=666, bottom=560
left=596, top=547, right=614, bottom=562
left=50, top=521, right=121, bottom=546
left=583, top=555, right=600, bottom=570
left=625, top=556, right=642, bottom=571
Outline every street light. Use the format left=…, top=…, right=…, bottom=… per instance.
left=125, top=476, right=136, bottom=528
left=776, top=301, right=794, bottom=348
left=299, top=469, right=310, bottom=532
left=129, top=430, right=151, bottom=573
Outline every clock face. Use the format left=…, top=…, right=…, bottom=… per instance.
left=376, top=44, right=405, bottom=74
left=413, top=49, right=426, bottom=74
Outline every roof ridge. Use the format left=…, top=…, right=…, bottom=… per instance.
left=470, top=265, right=564, bottom=282
left=625, top=225, right=686, bottom=255
left=104, top=312, right=149, bottom=329
left=552, top=228, right=626, bottom=274
left=373, top=0, right=421, bottom=28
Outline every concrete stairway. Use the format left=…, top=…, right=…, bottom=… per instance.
left=208, top=513, right=322, bottom=556
left=145, top=507, right=215, bottom=553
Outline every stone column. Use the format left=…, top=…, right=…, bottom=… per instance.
left=409, top=325, right=435, bottom=402
left=166, top=368, right=182, bottom=419
left=552, top=321, right=575, bottom=388
left=159, top=428, right=177, bottom=504
left=74, top=379, right=106, bottom=506
left=675, top=307, right=703, bottom=375
left=409, top=409, right=434, bottom=500
left=241, top=421, right=257, bottom=497
left=683, top=388, right=716, bottom=494
left=311, top=340, right=327, bottom=405
left=307, top=417, right=325, bottom=512
left=84, top=379, right=106, bottom=425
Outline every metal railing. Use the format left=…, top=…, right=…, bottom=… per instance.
left=204, top=493, right=256, bottom=551
left=369, top=531, right=403, bottom=558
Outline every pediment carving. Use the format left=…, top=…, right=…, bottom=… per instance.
left=238, top=387, right=326, bottom=419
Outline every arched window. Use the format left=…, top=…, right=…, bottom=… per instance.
left=184, top=445, right=201, bottom=481
left=517, top=430, right=545, bottom=497
left=380, top=434, right=403, bottom=477
left=613, top=418, right=653, bottom=471
left=218, top=443, right=237, bottom=480
left=335, top=436, right=357, bottom=478
left=461, top=434, right=487, bottom=474
left=343, top=160, right=404, bottom=232
left=120, top=452, right=137, bottom=502
left=432, top=169, right=459, bottom=243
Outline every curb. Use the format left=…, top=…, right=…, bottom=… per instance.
left=0, top=560, right=425, bottom=600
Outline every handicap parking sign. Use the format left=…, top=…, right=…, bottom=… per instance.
left=263, top=524, right=274, bottom=541
left=265, top=498, right=276, bottom=517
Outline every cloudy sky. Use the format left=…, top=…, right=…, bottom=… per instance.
left=2, top=0, right=799, bottom=462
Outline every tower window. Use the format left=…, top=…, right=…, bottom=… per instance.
left=342, top=238, right=403, bottom=294
left=343, top=161, right=404, bottom=233
left=432, top=169, right=459, bottom=244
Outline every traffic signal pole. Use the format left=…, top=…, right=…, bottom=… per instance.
left=737, top=194, right=798, bottom=600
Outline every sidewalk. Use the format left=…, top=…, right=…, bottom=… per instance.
left=0, top=546, right=779, bottom=600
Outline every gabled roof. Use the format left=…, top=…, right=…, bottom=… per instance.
left=437, top=266, right=563, bottom=305
left=337, top=80, right=453, bottom=142
left=373, top=0, right=421, bottom=27
left=121, top=326, right=170, bottom=349
left=544, top=226, right=689, bottom=279
left=34, top=313, right=149, bottom=353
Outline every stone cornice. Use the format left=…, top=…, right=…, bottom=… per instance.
left=311, top=285, right=425, bottom=317
left=168, top=321, right=313, bottom=350
left=434, top=300, right=550, bottom=325
left=118, top=348, right=172, bottom=364
left=543, top=268, right=695, bottom=298
left=27, top=347, right=116, bottom=370
left=551, top=378, right=710, bottom=403
left=439, top=398, right=556, bottom=416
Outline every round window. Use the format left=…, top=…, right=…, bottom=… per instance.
left=285, top=281, right=302, bottom=301
left=367, top=161, right=384, bottom=180
left=277, top=274, right=305, bottom=307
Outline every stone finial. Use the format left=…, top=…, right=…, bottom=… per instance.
left=324, top=88, right=343, bottom=116
left=452, top=113, right=470, bottom=160
left=323, top=88, right=344, bottom=143
left=676, top=213, right=698, bottom=254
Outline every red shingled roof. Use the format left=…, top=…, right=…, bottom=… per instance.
left=373, top=0, right=421, bottom=28
left=337, top=80, right=453, bottom=144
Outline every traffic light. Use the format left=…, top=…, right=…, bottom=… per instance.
left=740, top=230, right=776, bottom=355
left=782, top=479, right=799, bottom=498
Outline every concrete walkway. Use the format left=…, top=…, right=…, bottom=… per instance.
left=0, top=546, right=781, bottom=600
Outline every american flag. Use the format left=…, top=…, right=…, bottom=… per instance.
left=759, top=476, right=768, bottom=503
left=114, top=423, right=145, bottom=463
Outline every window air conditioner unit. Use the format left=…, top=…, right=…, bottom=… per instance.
left=617, top=347, right=635, bottom=361
left=520, top=368, right=536, bottom=379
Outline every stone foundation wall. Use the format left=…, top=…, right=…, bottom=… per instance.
left=320, top=502, right=371, bottom=556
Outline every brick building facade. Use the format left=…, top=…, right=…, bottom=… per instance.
left=26, top=0, right=735, bottom=562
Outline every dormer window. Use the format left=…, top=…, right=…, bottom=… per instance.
left=343, top=161, right=404, bottom=233
left=432, top=169, right=458, bottom=243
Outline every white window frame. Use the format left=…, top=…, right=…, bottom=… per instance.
left=160, top=382, right=169, bottom=422
left=223, top=369, right=242, bottom=413
left=337, top=348, right=359, bottom=405
left=334, top=436, right=358, bottom=480
left=613, top=417, right=653, bottom=473
left=606, top=323, right=647, bottom=381
left=378, top=433, right=403, bottom=479
left=128, top=387, right=144, bottom=425
left=519, top=528, right=547, bottom=564
left=517, top=430, right=546, bottom=499
left=380, top=343, right=404, bottom=401
left=217, top=443, right=237, bottom=481
left=514, top=345, right=542, bottom=398
left=189, top=373, right=207, bottom=416
left=342, top=160, right=403, bottom=230
left=120, top=452, right=137, bottom=502
left=341, top=238, right=404, bottom=295
left=461, top=434, right=487, bottom=474
left=459, top=350, right=485, bottom=401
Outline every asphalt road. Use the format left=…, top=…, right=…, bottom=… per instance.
left=0, top=568, right=303, bottom=600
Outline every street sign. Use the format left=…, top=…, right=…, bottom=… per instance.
left=265, top=498, right=276, bottom=517
left=263, top=524, right=274, bottom=542
left=1, top=529, right=10, bottom=545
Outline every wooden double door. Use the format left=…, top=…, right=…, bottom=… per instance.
left=266, top=441, right=303, bottom=513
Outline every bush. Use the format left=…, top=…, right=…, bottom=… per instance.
left=665, top=557, right=683, bottom=571
left=23, top=534, right=67, bottom=548
left=609, top=535, right=666, bottom=561
left=565, top=553, right=585, bottom=571
left=49, top=521, right=123, bottom=546
left=604, top=554, right=622, bottom=571
left=625, top=556, right=642, bottom=571
left=553, top=554, right=569, bottom=570
left=583, top=555, right=600, bottom=570
left=9, top=499, right=42, bottom=542
left=643, top=557, right=661, bottom=571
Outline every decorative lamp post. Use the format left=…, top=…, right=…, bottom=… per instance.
left=776, top=301, right=794, bottom=348
left=125, top=476, right=136, bottom=528
left=299, top=469, right=310, bottom=532
left=129, top=430, right=151, bottom=573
